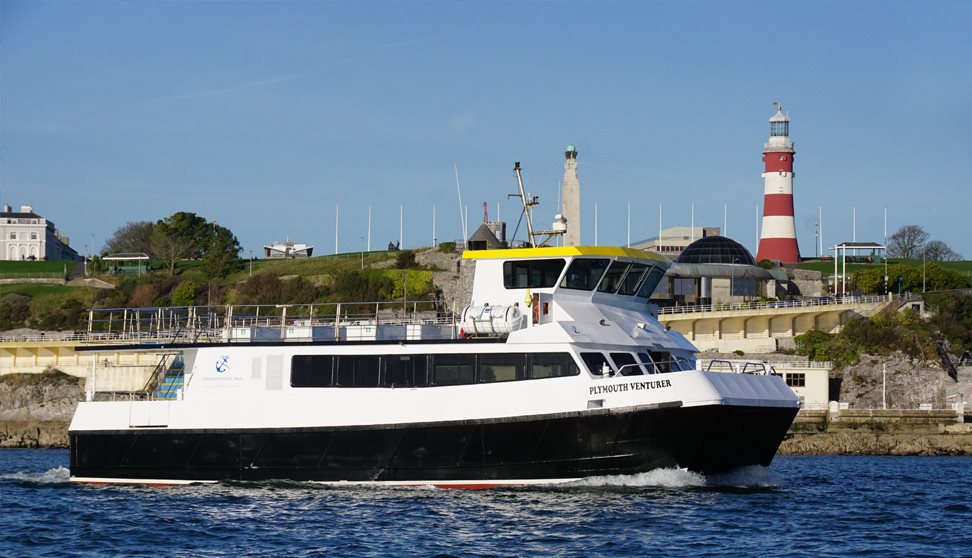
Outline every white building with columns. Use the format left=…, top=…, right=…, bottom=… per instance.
left=1, top=204, right=79, bottom=261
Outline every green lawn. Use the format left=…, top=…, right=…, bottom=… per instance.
left=798, top=258, right=972, bottom=277
left=227, top=251, right=399, bottom=280
left=0, top=260, right=75, bottom=274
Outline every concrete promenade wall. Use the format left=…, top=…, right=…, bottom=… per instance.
left=0, top=340, right=160, bottom=392
left=781, top=407, right=972, bottom=456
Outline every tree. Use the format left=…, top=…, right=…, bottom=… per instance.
left=200, top=225, right=241, bottom=279
left=103, top=221, right=155, bottom=255
left=156, top=212, right=211, bottom=260
left=923, top=240, right=961, bottom=262
left=886, top=224, right=929, bottom=259
left=150, top=227, right=193, bottom=276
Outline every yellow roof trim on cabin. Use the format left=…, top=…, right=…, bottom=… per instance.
left=461, top=245, right=670, bottom=263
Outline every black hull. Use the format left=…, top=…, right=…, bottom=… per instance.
left=69, top=404, right=797, bottom=484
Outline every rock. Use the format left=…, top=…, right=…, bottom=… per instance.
left=0, top=369, right=84, bottom=448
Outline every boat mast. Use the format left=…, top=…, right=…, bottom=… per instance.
left=512, top=162, right=538, bottom=248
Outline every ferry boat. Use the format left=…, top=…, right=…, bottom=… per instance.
left=68, top=167, right=799, bottom=487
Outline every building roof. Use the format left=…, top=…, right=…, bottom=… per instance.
left=0, top=212, right=42, bottom=219
left=676, top=236, right=756, bottom=266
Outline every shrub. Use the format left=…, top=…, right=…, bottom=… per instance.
left=438, top=242, right=456, bottom=253
left=395, top=250, right=417, bottom=269
left=171, top=280, right=199, bottom=307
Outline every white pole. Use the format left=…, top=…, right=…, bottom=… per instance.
left=594, top=202, right=599, bottom=246
left=882, top=363, right=887, bottom=409
left=335, top=204, right=339, bottom=254
left=842, top=244, right=847, bottom=296
left=852, top=207, right=856, bottom=242
left=691, top=203, right=695, bottom=242
left=884, top=206, right=887, bottom=246
left=455, top=164, right=467, bottom=245
left=627, top=203, right=631, bottom=248
left=464, top=205, right=468, bottom=241
left=658, top=203, right=662, bottom=249
left=367, top=206, right=372, bottom=252
left=834, top=244, right=838, bottom=296
left=399, top=204, right=404, bottom=249
left=432, top=204, right=436, bottom=247
left=724, top=204, right=727, bottom=237
left=819, top=206, right=823, bottom=258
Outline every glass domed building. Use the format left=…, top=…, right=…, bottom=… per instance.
left=676, top=236, right=756, bottom=267
left=650, top=236, right=787, bottom=307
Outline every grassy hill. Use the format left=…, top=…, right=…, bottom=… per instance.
left=0, top=249, right=443, bottom=331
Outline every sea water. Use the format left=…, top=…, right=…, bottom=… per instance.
left=1, top=450, right=969, bottom=557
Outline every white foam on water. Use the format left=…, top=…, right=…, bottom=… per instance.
left=567, top=468, right=707, bottom=488
left=0, top=466, right=71, bottom=484
left=705, top=465, right=777, bottom=488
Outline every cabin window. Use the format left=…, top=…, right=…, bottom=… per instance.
left=580, top=352, right=613, bottom=376
left=382, top=355, right=428, bottom=387
left=432, top=354, right=477, bottom=386
left=560, top=258, right=610, bottom=291
left=637, top=353, right=659, bottom=374
left=335, top=355, right=380, bottom=387
left=503, top=259, right=566, bottom=289
left=636, top=266, right=667, bottom=298
left=596, top=261, right=631, bottom=293
left=675, top=357, right=694, bottom=372
left=529, top=353, right=580, bottom=378
left=650, top=351, right=673, bottom=373
left=617, top=263, right=648, bottom=296
left=610, top=352, right=644, bottom=376
left=479, top=353, right=526, bottom=383
left=290, top=355, right=334, bottom=387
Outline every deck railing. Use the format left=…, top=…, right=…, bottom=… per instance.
left=78, top=300, right=457, bottom=345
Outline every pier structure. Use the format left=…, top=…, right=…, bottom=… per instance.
left=756, top=104, right=801, bottom=264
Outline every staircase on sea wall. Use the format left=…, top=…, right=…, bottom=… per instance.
left=154, top=355, right=185, bottom=400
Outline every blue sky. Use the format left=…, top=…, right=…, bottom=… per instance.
left=2, top=0, right=971, bottom=259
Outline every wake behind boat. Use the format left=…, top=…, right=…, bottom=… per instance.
left=68, top=164, right=799, bottom=487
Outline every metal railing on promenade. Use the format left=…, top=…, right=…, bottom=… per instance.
left=657, top=294, right=891, bottom=316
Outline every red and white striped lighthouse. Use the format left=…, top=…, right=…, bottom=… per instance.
left=756, top=103, right=801, bottom=264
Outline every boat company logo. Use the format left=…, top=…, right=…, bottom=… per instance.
left=215, top=356, right=231, bottom=374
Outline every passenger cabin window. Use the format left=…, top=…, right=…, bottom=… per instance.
left=383, top=355, right=428, bottom=387
left=432, top=354, right=476, bottom=386
left=479, top=353, right=526, bottom=383
left=292, top=352, right=580, bottom=387
left=503, top=259, right=566, bottom=289
left=581, top=352, right=613, bottom=376
left=611, top=352, right=644, bottom=376
left=335, top=355, right=380, bottom=387
left=529, top=353, right=579, bottom=378
left=617, top=263, right=648, bottom=296
left=597, top=261, right=631, bottom=293
left=636, top=266, right=667, bottom=298
left=291, top=355, right=334, bottom=387
left=560, top=258, right=610, bottom=291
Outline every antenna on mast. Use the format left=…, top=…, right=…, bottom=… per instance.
left=508, top=161, right=566, bottom=248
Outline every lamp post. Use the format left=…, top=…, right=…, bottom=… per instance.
left=249, top=250, right=253, bottom=278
